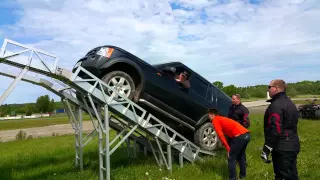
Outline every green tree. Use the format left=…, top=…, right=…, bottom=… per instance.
left=35, top=95, right=51, bottom=113
left=25, top=104, right=35, bottom=116
left=287, top=87, right=298, bottom=97
left=49, top=99, right=55, bottom=112
left=222, top=84, right=238, bottom=97
left=213, top=81, right=224, bottom=90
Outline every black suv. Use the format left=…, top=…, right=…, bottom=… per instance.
left=72, top=45, right=232, bottom=151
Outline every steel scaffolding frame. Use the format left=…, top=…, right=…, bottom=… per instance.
left=0, top=38, right=215, bottom=180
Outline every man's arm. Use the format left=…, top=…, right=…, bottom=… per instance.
left=264, top=104, right=283, bottom=150
left=241, top=107, right=250, bottom=128
left=213, top=120, right=230, bottom=152
left=181, top=80, right=190, bottom=88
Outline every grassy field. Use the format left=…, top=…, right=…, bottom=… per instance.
left=0, top=113, right=319, bottom=180
left=0, top=114, right=91, bottom=131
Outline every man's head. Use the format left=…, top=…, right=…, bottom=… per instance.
left=231, top=94, right=241, bottom=105
left=208, top=108, right=219, bottom=120
left=268, top=79, right=287, bottom=98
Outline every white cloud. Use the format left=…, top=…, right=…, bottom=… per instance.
left=0, top=0, right=319, bottom=103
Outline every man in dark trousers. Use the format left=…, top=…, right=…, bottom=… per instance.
left=208, top=108, right=250, bottom=180
left=228, top=94, right=250, bottom=128
left=261, top=79, right=300, bottom=180
left=227, top=94, right=250, bottom=167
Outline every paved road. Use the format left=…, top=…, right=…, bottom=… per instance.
left=0, top=121, right=95, bottom=142
left=243, top=97, right=317, bottom=108
left=243, top=100, right=270, bottom=107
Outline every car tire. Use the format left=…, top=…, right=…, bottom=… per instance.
left=194, top=122, right=219, bottom=151
left=101, top=70, right=136, bottom=102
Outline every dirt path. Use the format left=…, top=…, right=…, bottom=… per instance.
left=0, top=121, right=95, bottom=142
left=248, top=104, right=302, bottom=114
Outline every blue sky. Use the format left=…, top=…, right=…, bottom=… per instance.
left=0, top=0, right=320, bottom=104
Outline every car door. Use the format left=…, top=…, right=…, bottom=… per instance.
left=153, top=64, right=198, bottom=124
left=183, top=75, right=213, bottom=121
left=143, top=70, right=179, bottom=110
left=143, top=64, right=187, bottom=116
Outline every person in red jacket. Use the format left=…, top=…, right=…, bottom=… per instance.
left=208, top=108, right=250, bottom=180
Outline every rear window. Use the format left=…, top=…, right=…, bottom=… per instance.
left=206, top=86, right=213, bottom=101
left=191, top=77, right=208, bottom=97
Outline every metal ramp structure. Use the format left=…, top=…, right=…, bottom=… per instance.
left=0, top=38, right=215, bottom=180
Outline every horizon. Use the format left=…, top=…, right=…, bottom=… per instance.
left=0, top=0, right=319, bottom=104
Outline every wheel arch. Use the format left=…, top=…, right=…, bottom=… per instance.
left=195, top=114, right=211, bottom=130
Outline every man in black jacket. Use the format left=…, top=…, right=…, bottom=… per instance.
left=228, top=94, right=250, bottom=168
left=228, top=94, right=250, bottom=128
left=261, top=79, right=300, bottom=180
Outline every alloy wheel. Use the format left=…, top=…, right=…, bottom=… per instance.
left=202, top=126, right=217, bottom=148
left=107, top=76, right=132, bottom=101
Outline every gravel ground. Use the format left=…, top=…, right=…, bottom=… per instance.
left=0, top=121, right=95, bottom=142
left=248, top=104, right=302, bottom=114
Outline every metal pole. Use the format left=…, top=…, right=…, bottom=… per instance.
left=0, top=67, right=29, bottom=105
left=167, top=144, right=172, bottom=173
left=179, top=153, right=184, bottom=168
left=105, top=105, right=110, bottom=180
left=73, top=109, right=80, bottom=168
left=98, top=108, right=104, bottom=180
left=78, top=107, right=84, bottom=171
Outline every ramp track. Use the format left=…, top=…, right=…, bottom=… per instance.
left=0, top=38, right=215, bottom=180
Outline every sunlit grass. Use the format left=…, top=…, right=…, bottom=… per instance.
left=0, top=113, right=319, bottom=179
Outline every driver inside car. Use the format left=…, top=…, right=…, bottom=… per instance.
left=175, top=71, right=190, bottom=89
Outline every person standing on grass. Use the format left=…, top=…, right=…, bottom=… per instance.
left=208, top=108, right=250, bottom=180
left=227, top=94, right=251, bottom=168
left=228, top=94, right=250, bottom=129
left=261, top=79, right=300, bottom=180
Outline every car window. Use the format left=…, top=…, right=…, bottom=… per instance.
left=190, top=76, right=208, bottom=97
left=206, top=86, right=213, bottom=101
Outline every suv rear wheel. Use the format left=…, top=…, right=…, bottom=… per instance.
left=194, top=122, right=219, bottom=151
left=101, top=71, right=136, bottom=101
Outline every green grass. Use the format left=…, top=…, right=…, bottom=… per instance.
left=0, top=113, right=320, bottom=180
left=0, top=115, right=90, bottom=131
left=295, top=94, right=320, bottom=98
left=292, top=100, right=311, bottom=105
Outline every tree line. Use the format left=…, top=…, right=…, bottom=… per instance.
left=0, top=95, right=63, bottom=117
left=213, top=80, right=320, bottom=99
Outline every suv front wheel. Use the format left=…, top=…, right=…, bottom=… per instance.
left=194, top=122, right=219, bottom=151
left=101, top=71, right=136, bottom=102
